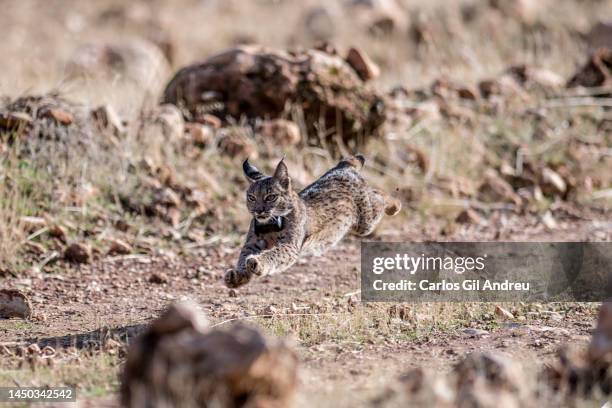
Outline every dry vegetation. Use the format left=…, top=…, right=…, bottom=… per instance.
left=1, top=0, right=612, bottom=407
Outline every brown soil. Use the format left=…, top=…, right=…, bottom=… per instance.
left=1, top=216, right=608, bottom=406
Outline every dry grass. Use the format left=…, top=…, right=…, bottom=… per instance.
left=0, top=351, right=121, bottom=397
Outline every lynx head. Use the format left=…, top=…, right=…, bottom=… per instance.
left=243, top=158, right=294, bottom=224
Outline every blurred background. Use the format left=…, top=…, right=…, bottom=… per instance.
left=2, top=0, right=611, bottom=107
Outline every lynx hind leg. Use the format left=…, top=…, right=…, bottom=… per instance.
left=352, top=189, right=386, bottom=236
left=302, top=217, right=354, bottom=256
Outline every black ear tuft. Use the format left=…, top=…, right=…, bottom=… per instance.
left=273, top=159, right=290, bottom=190
left=243, top=159, right=266, bottom=182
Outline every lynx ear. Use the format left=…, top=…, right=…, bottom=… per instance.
left=273, top=158, right=291, bottom=190
left=243, top=159, right=266, bottom=182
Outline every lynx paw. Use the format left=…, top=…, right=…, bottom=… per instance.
left=385, top=197, right=401, bottom=216
left=224, top=268, right=250, bottom=288
left=246, top=256, right=265, bottom=276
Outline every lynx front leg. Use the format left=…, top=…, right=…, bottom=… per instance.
left=224, top=268, right=251, bottom=288
left=224, top=243, right=262, bottom=288
left=245, top=243, right=300, bottom=277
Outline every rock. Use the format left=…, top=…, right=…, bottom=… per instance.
left=394, top=367, right=454, bottom=405
left=162, top=46, right=386, bottom=153
left=478, top=169, right=522, bottom=207
left=265, top=305, right=279, bottom=315
left=64, top=242, right=91, bottom=264
left=588, top=301, right=612, bottom=363
left=540, top=167, right=567, bottom=195
left=121, top=302, right=298, bottom=408
left=462, top=328, right=489, bottom=337
left=66, top=39, right=170, bottom=92
left=409, top=12, right=446, bottom=47
left=258, top=119, right=301, bottom=147
left=147, top=27, right=175, bottom=65
left=40, top=108, right=74, bottom=125
left=585, top=21, right=612, bottom=52
left=455, top=208, right=484, bottom=225
left=478, top=75, right=527, bottom=99
left=348, top=0, right=408, bottom=35
left=1, top=94, right=79, bottom=141
left=27, top=343, right=41, bottom=355
left=0, top=289, right=33, bottom=319
left=217, top=129, right=258, bottom=158
left=431, top=77, right=461, bottom=100
left=567, top=48, right=612, bottom=88
left=140, top=104, right=185, bottom=141
left=150, top=301, right=209, bottom=335
left=545, top=302, right=612, bottom=397
left=506, top=64, right=565, bottom=90
left=345, top=47, right=380, bottom=81
left=540, top=211, right=558, bottom=230
left=198, top=114, right=222, bottom=130
left=19, top=216, right=47, bottom=232
left=148, top=272, right=169, bottom=284
left=107, top=238, right=132, bottom=255
left=454, top=351, right=523, bottom=394
left=495, top=305, right=515, bottom=320
left=457, top=85, right=480, bottom=101
left=48, top=224, right=68, bottom=243
left=185, top=123, right=214, bottom=147
left=91, top=104, right=125, bottom=135
left=478, top=79, right=501, bottom=98
left=154, top=188, right=181, bottom=208
left=302, top=6, right=336, bottom=42
left=543, top=345, right=591, bottom=396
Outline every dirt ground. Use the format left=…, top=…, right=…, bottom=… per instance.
left=1, top=215, right=609, bottom=406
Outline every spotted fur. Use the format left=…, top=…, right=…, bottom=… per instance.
left=225, top=155, right=401, bottom=288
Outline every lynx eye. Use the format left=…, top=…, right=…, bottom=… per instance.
left=265, top=194, right=278, bottom=202
left=247, top=194, right=256, bottom=202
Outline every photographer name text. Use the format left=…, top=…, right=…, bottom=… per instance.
left=371, top=279, right=530, bottom=292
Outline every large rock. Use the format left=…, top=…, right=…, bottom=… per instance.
left=453, top=352, right=524, bottom=408
left=545, top=302, right=612, bottom=398
left=162, top=46, right=386, bottom=152
left=121, top=302, right=298, bottom=408
left=64, top=242, right=92, bottom=264
left=66, top=39, right=170, bottom=92
left=0, top=289, right=32, bottom=319
left=567, top=48, right=612, bottom=89
left=589, top=301, right=612, bottom=365
left=0, top=94, right=79, bottom=141
left=585, top=21, right=612, bottom=52
left=302, top=6, right=336, bottom=42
